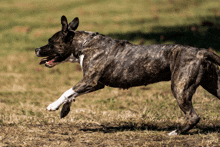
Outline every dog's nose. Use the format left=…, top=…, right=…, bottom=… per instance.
left=35, top=48, right=41, bottom=57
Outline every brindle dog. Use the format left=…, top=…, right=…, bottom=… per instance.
left=35, top=16, right=220, bottom=135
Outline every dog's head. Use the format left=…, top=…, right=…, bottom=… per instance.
left=35, top=16, right=79, bottom=68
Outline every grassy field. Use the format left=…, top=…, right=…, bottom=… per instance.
left=1, top=0, right=220, bottom=146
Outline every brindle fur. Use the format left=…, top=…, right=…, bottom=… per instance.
left=35, top=16, right=220, bottom=135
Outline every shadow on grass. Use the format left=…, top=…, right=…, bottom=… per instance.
left=80, top=121, right=176, bottom=133
left=79, top=121, right=220, bottom=135
left=107, top=16, right=220, bottom=51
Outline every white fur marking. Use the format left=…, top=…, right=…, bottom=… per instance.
left=36, top=50, right=41, bottom=57
left=168, top=130, right=178, bottom=136
left=47, top=88, right=77, bottom=111
left=69, top=53, right=74, bottom=62
left=79, top=54, right=84, bottom=71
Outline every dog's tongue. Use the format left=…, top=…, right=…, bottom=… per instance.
left=47, top=59, right=55, bottom=66
left=39, top=58, right=55, bottom=66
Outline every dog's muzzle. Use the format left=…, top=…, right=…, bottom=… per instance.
left=35, top=48, right=41, bottom=57
left=35, top=47, right=59, bottom=68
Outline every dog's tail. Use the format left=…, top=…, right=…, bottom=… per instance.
left=200, top=50, right=220, bottom=66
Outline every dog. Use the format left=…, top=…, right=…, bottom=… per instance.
left=35, top=15, right=220, bottom=135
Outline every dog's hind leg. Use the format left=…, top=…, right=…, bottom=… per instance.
left=169, top=60, right=203, bottom=135
left=169, top=88, right=200, bottom=135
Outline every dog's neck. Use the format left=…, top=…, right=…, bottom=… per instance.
left=72, top=31, right=99, bottom=58
left=82, top=32, right=99, bottom=47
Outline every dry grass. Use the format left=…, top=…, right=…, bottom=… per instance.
left=0, top=53, right=220, bottom=146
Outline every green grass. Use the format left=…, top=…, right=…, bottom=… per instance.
left=1, top=0, right=220, bottom=146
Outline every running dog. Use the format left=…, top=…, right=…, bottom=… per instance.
left=35, top=15, right=220, bottom=135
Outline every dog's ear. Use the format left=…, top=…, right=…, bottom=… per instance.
left=68, top=17, right=79, bottom=31
left=61, top=15, right=68, bottom=34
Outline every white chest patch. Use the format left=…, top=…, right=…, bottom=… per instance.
left=79, top=54, right=84, bottom=71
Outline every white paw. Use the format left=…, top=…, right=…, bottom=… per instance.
left=46, top=88, right=77, bottom=111
left=168, top=130, right=178, bottom=136
left=46, top=102, right=60, bottom=111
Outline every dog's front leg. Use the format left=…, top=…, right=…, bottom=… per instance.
left=60, top=81, right=104, bottom=118
left=60, top=101, right=72, bottom=118
left=46, top=88, right=78, bottom=111
left=47, top=77, right=104, bottom=118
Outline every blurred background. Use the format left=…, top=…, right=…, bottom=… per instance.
left=1, top=0, right=220, bottom=55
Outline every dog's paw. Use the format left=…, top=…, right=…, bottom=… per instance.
left=60, top=102, right=72, bottom=118
left=168, top=130, right=178, bottom=136
left=46, top=102, right=60, bottom=111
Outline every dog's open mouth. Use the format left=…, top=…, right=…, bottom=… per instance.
left=39, top=56, right=57, bottom=68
